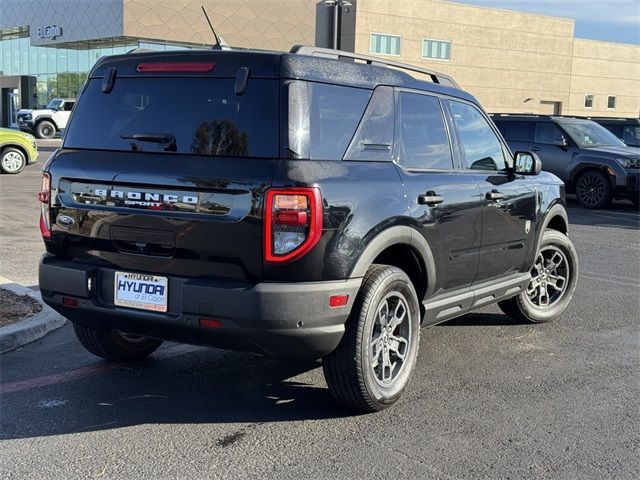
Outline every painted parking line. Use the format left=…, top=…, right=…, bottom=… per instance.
left=1, top=344, right=201, bottom=395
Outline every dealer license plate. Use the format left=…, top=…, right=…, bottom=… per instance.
left=114, top=272, right=168, bottom=312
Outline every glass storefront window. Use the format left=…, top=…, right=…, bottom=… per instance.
left=1, top=28, right=207, bottom=104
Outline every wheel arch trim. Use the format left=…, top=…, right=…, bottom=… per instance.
left=349, top=225, right=437, bottom=298
left=533, top=202, right=569, bottom=262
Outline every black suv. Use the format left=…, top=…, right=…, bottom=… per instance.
left=38, top=47, right=578, bottom=411
left=587, top=117, right=640, bottom=148
left=492, top=114, right=640, bottom=208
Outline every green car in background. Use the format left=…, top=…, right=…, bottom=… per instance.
left=0, top=128, right=38, bottom=174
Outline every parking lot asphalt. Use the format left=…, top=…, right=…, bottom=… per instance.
left=0, top=141, right=639, bottom=479
left=0, top=139, right=59, bottom=287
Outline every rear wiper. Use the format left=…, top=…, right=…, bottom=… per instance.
left=121, top=133, right=177, bottom=152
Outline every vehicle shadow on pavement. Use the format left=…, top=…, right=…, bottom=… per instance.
left=566, top=199, right=639, bottom=230
left=441, top=312, right=529, bottom=327
left=0, top=327, right=357, bottom=440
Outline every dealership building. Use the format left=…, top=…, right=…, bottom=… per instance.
left=1, top=0, right=638, bottom=128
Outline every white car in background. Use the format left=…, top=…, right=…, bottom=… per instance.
left=17, top=98, right=75, bottom=139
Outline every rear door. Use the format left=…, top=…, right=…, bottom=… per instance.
left=52, top=72, right=280, bottom=284
left=447, top=100, right=536, bottom=283
left=494, top=119, right=534, bottom=154
left=394, top=90, right=482, bottom=295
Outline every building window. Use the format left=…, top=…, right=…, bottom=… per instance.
left=422, top=39, right=451, bottom=60
left=584, top=94, right=594, bottom=108
left=370, top=33, right=401, bottom=56
left=607, top=96, right=616, bottom=109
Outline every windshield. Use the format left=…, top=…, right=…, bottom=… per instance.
left=46, top=99, right=63, bottom=110
left=560, top=120, right=626, bottom=148
left=64, top=77, right=278, bottom=157
left=622, top=125, right=640, bottom=146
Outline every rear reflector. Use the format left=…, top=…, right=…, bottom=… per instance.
left=62, top=297, right=79, bottom=308
left=136, top=62, right=215, bottom=73
left=199, top=318, right=223, bottom=329
left=38, top=173, right=51, bottom=239
left=329, top=295, right=349, bottom=308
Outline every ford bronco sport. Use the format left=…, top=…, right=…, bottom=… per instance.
left=38, top=46, right=578, bottom=411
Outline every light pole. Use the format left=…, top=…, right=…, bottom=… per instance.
left=323, top=0, right=353, bottom=50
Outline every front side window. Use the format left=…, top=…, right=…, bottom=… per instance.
left=534, top=123, right=565, bottom=145
left=370, top=33, right=401, bottom=56
left=584, top=94, right=594, bottom=108
left=422, top=39, right=451, bottom=60
left=449, top=101, right=507, bottom=171
left=396, top=92, right=453, bottom=170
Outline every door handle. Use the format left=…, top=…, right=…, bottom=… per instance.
left=529, top=146, right=541, bottom=151
left=486, top=190, right=506, bottom=201
left=418, top=192, right=444, bottom=206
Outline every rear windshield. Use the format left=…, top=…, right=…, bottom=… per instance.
left=64, top=77, right=278, bottom=158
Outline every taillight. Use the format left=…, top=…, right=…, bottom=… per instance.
left=264, top=188, right=322, bottom=263
left=38, top=173, right=51, bottom=239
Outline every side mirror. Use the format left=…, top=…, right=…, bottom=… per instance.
left=513, top=151, right=542, bottom=175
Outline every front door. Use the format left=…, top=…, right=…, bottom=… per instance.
left=530, top=121, right=574, bottom=181
left=394, top=91, right=482, bottom=295
left=447, top=100, right=537, bottom=283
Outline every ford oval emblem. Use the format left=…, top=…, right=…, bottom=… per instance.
left=56, top=214, right=75, bottom=228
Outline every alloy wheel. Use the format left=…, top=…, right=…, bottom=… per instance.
left=526, top=246, right=569, bottom=308
left=576, top=173, right=606, bottom=207
left=370, top=292, right=412, bottom=386
left=1, top=151, right=25, bottom=173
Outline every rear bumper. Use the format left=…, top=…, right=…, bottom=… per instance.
left=39, top=254, right=361, bottom=359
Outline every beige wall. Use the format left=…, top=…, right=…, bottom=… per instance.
left=356, top=0, right=639, bottom=118
left=567, top=39, right=640, bottom=117
left=123, top=0, right=316, bottom=52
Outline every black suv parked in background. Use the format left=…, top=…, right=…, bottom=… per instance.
left=38, top=47, right=578, bottom=411
left=492, top=114, right=640, bottom=208
left=587, top=117, right=640, bottom=148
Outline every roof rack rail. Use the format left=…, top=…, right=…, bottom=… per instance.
left=490, top=113, right=553, bottom=118
left=290, top=45, right=460, bottom=89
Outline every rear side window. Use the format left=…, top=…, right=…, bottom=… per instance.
left=287, top=81, right=371, bottom=160
left=504, top=122, right=533, bottom=142
left=65, top=78, right=278, bottom=158
left=449, top=101, right=507, bottom=171
left=396, top=92, right=453, bottom=170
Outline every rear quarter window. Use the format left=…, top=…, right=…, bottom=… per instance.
left=287, top=81, right=371, bottom=160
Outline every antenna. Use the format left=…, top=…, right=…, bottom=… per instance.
left=201, top=6, right=222, bottom=49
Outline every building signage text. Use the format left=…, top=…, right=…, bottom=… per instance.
left=37, top=25, right=63, bottom=40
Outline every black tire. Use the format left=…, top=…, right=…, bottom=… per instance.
left=575, top=169, right=613, bottom=209
left=499, top=229, right=578, bottom=323
left=36, top=120, right=56, bottom=139
left=323, top=264, right=420, bottom=412
left=0, top=147, right=26, bottom=174
left=72, top=322, right=163, bottom=362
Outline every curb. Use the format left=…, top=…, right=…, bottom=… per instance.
left=0, top=279, right=67, bottom=353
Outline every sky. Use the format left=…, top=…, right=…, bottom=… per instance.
left=455, top=0, right=640, bottom=45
